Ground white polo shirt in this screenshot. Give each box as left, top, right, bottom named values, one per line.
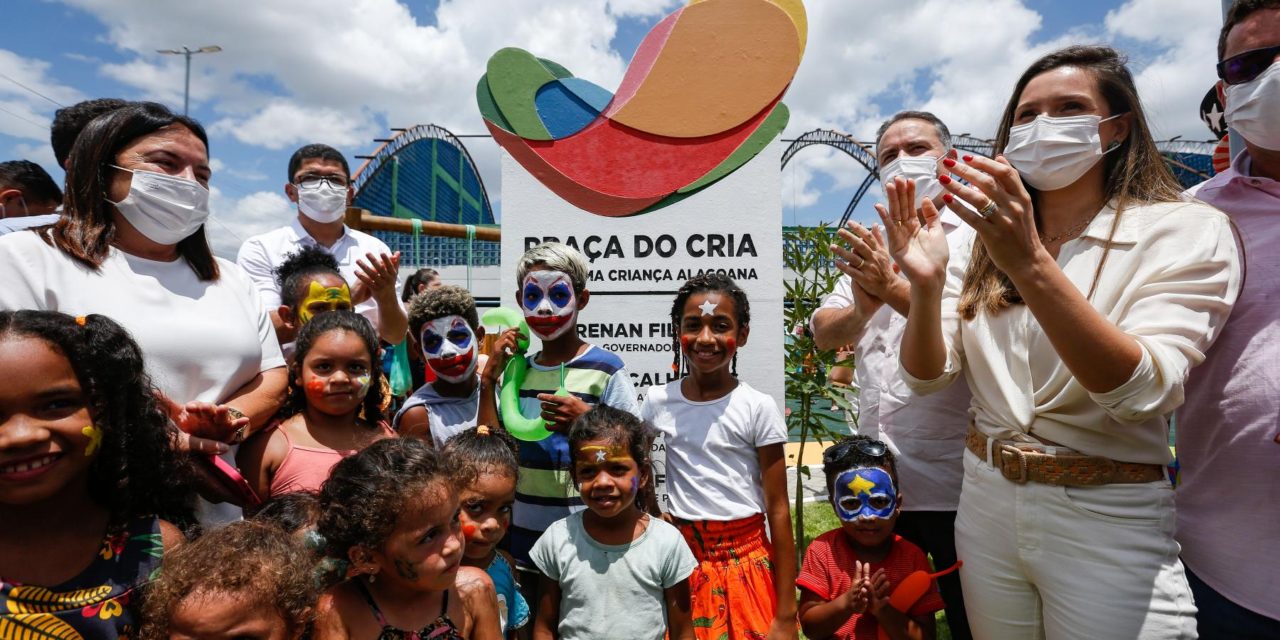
left=236, top=217, right=397, bottom=331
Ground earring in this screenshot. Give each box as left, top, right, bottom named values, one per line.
left=369, top=573, right=376, bottom=583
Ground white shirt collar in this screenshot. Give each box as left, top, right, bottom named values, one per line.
left=288, top=215, right=350, bottom=248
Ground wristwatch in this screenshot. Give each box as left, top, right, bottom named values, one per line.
left=225, top=406, right=249, bottom=444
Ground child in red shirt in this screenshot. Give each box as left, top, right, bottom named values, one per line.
left=798, top=436, right=943, bottom=639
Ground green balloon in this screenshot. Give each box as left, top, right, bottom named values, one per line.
left=481, top=308, right=552, bottom=442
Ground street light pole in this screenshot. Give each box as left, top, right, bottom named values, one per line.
left=156, top=45, right=222, bottom=115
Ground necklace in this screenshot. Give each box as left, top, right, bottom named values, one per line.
left=1039, top=212, right=1100, bottom=245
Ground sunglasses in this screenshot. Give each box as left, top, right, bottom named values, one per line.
left=830, top=438, right=889, bottom=459
left=1217, top=45, right=1280, bottom=85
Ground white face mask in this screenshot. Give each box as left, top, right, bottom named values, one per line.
left=1004, top=114, right=1121, bottom=191
left=107, top=166, right=210, bottom=244
left=296, top=181, right=348, bottom=223
left=879, top=154, right=944, bottom=208
left=1225, top=60, right=1280, bottom=152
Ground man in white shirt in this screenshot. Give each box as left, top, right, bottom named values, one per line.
left=237, top=143, right=407, bottom=345
left=811, top=111, right=972, bottom=640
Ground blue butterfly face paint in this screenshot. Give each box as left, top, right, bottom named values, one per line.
left=833, top=467, right=897, bottom=522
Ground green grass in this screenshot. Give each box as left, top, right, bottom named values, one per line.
left=796, top=501, right=952, bottom=640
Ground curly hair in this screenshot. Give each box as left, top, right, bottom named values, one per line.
left=274, top=246, right=343, bottom=310
left=138, top=521, right=317, bottom=640
left=567, top=405, right=655, bottom=506
left=442, top=425, right=519, bottom=481
left=821, top=435, right=899, bottom=496
left=284, top=311, right=385, bottom=424
left=407, top=285, right=480, bottom=341
left=317, top=438, right=471, bottom=560
left=668, top=272, right=751, bottom=377
left=0, top=311, right=198, bottom=531
left=252, top=491, right=322, bottom=535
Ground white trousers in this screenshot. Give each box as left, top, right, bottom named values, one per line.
left=955, top=449, right=1197, bottom=639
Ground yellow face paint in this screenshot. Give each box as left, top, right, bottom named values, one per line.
left=577, top=444, right=630, bottom=465
left=847, top=473, right=877, bottom=497
left=82, top=424, right=103, bottom=457
left=297, top=281, right=352, bottom=325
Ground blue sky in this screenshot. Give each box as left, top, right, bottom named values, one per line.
left=1, top=0, right=1223, bottom=255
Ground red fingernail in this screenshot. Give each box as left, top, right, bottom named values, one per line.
left=939, top=174, right=952, bottom=185
left=943, top=194, right=954, bottom=203
left=943, top=158, right=956, bottom=168
left=963, top=155, right=973, bottom=162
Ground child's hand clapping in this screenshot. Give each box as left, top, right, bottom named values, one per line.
left=862, top=564, right=892, bottom=617
left=838, top=561, right=873, bottom=615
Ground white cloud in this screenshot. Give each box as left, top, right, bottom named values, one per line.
left=206, top=187, right=294, bottom=258
left=10, top=142, right=60, bottom=180
left=606, top=0, right=681, bottom=18
left=1106, top=0, right=1221, bottom=141
left=0, top=49, right=83, bottom=142
left=211, top=102, right=382, bottom=151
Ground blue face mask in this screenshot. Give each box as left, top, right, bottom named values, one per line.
left=833, top=467, right=897, bottom=522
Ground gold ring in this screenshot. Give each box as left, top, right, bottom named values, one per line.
left=978, top=200, right=998, bottom=218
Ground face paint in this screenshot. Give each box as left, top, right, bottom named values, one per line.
left=833, top=466, right=897, bottom=522
left=419, top=315, right=477, bottom=383
left=576, top=444, right=630, bottom=466
left=81, top=424, right=102, bottom=457
left=521, top=271, right=577, bottom=340
left=462, top=523, right=478, bottom=539
left=297, top=281, right=352, bottom=325
left=306, top=379, right=326, bottom=394
left=697, top=296, right=720, bottom=316
left=353, top=374, right=371, bottom=398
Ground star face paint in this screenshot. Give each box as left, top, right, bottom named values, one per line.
left=419, top=315, right=477, bottom=383
left=698, top=296, right=720, bottom=316
left=574, top=440, right=641, bottom=520
left=297, top=281, right=352, bottom=325
left=521, top=270, right=577, bottom=340
left=81, top=425, right=103, bottom=457
left=833, top=466, right=897, bottom=522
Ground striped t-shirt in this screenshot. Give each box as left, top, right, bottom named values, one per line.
left=509, top=345, right=639, bottom=569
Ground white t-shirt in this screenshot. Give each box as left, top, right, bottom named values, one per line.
left=236, top=217, right=399, bottom=332
left=530, top=512, right=697, bottom=640
left=0, top=230, right=285, bottom=403
left=639, top=381, right=788, bottom=521
left=392, top=380, right=481, bottom=447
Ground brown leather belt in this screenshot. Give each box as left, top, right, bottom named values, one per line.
left=966, top=427, right=1165, bottom=487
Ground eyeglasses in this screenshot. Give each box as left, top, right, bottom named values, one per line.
left=1217, top=45, right=1280, bottom=85
left=295, top=174, right=348, bottom=189
left=829, top=438, right=889, bottom=459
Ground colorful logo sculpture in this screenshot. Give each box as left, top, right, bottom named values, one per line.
left=477, top=0, right=807, bottom=217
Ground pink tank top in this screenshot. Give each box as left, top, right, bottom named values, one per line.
left=268, top=422, right=391, bottom=498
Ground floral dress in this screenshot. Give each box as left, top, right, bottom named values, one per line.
left=0, top=517, right=163, bottom=640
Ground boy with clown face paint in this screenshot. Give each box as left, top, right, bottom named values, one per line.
left=394, top=285, right=487, bottom=447
left=477, top=242, right=641, bottom=623
left=797, top=436, right=944, bottom=640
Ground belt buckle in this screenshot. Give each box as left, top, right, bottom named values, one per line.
left=998, top=444, right=1030, bottom=484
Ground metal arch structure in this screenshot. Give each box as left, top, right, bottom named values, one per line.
left=351, top=124, right=498, bottom=267
left=781, top=129, right=995, bottom=228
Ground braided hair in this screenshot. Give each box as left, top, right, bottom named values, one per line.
left=668, top=273, right=751, bottom=377
left=0, top=311, right=198, bottom=531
